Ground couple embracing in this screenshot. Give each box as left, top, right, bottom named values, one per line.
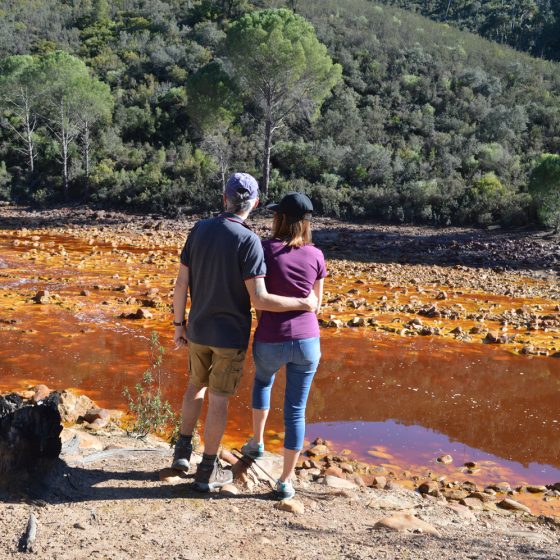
left=171, top=172, right=326, bottom=500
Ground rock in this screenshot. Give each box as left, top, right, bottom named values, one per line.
left=418, top=480, right=440, bottom=496
left=497, top=499, right=531, bottom=514
left=81, top=408, right=110, bottom=424
left=324, top=466, right=345, bottom=478
left=437, top=454, right=453, bottom=464
left=58, top=390, right=95, bottom=424
left=339, top=462, right=354, bottom=474
left=468, top=492, right=494, bottom=503
left=159, top=468, right=188, bottom=482
left=460, top=497, right=485, bottom=510
left=445, top=503, right=476, bottom=521
left=274, top=499, right=304, bottom=514
left=134, top=308, right=153, bottom=320
left=347, top=316, right=365, bottom=327
left=72, top=430, right=105, bottom=451
left=32, top=290, right=50, bottom=304
left=371, top=476, right=387, bottom=489
left=32, top=384, right=51, bottom=403
left=220, top=484, right=239, bottom=496
left=324, top=475, right=357, bottom=489
left=443, top=489, right=469, bottom=501
left=525, top=485, right=547, bottom=493
left=307, top=444, right=329, bottom=457
left=373, top=513, right=440, bottom=536
left=350, top=474, right=366, bottom=487
left=487, top=482, right=511, bottom=493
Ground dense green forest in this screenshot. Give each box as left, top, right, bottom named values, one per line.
left=0, top=0, right=559, bottom=227
left=378, top=0, right=560, bottom=61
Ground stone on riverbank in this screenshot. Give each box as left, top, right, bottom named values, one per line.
left=373, top=513, right=440, bottom=536
left=497, top=499, right=531, bottom=514
left=324, top=475, right=357, bottom=489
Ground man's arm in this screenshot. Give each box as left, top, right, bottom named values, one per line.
left=245, top=277, right=317, bottom=312
left=173, top=263, right=189, bottom=347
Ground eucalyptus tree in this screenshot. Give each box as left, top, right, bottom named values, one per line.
left=225, top=8, right=341, bottom=197
left=0, top=55, right=42, bottom=174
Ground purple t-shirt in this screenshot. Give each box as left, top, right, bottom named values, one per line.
left=254, top=239, right=327, bottom=343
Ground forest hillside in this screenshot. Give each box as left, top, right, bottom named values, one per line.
left=1, top=0, right=559, bottom=227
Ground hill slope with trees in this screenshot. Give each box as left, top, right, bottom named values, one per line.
left=376, top=0, right=560, bottom=61
left=0, top=0, right=559, bottom=227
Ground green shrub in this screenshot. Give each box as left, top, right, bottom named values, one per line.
left=123, top=332, right=177, bottom=439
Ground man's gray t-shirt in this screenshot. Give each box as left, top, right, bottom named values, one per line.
left=180, top=213, right=266, bottom=349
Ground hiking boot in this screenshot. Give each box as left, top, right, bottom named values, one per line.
left=241, top=438, right=264, bottom=459
left=194, top=459, right=233, bottom=491
left=171, top=435, right=192, bottom=471
left=273, top=479, right=295, bottom=500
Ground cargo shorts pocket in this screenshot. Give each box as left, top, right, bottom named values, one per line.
left=208, top=348, right=247, bottom=397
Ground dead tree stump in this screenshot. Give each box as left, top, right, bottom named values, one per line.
left=0, top=393, right=62, bottom=489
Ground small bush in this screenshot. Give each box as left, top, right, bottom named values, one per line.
left=123, top=332, right=176, bottom=439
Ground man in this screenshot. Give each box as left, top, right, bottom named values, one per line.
left=172, top=172, right=317, bottom=491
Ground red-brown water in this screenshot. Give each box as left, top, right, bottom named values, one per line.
left=1, top=229, right=559, bottom=503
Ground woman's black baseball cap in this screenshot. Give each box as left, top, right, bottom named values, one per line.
left=267, top=192, right=313, bottom=222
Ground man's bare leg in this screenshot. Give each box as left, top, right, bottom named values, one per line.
left=180, top=382, right=206, bottom=436
left=203, top=392, right=229, bottom=455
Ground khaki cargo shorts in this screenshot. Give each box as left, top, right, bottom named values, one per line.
left=187, top=340, right=247, bottom=397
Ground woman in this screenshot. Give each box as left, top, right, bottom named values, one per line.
left=242, top=192, right=326, bottom=500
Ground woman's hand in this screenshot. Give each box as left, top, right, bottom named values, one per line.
left=173, top=325, right=188, bottom=349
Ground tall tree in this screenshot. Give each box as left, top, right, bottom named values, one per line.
left=38, top=51, right=112, bottom=198
left=225, top=8, right=341, bottom=198
left=0, top=55, right=42, bottom=174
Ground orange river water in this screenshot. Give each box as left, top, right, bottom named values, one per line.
left=0, top=228, right=559, bottom=516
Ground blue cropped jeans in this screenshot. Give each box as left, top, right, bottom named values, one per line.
left=251, top=337, right=321, bottom=451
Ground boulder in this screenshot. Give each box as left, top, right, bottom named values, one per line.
left=58, top=390, right=95, bottom=424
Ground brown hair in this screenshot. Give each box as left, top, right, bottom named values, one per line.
left=272, top=213, right=312, bottom=247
